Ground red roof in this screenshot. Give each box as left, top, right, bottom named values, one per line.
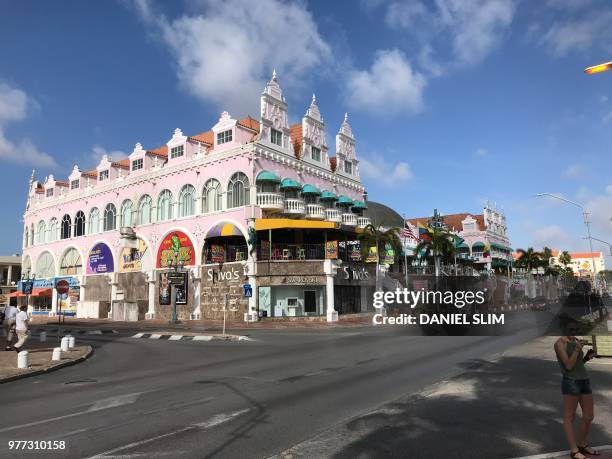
left=112, top=159, right=130, bottom=169
left=189, top=131, right=213, bottom=146
left=238, top=117, right=260, bottom=132
left=147, top=146, right=168, bottom=157
left=82, top=170, right=98, bottom=178
left=408, top=213, right=485, bottom=232
left=290, top=124, right=302, bottom=156
left=55, top=180, right=69, bottom=187
left=570, top=252, right=602, bottom=259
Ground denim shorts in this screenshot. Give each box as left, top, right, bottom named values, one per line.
left=562, top=377, right=592, bottom=395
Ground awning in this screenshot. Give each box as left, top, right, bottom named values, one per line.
left=351, top=200, right=367, bottom=209
left=472, top=242, right=485, bottom=249
left=337, top=195, right=354, bottom=205
left=255, top=218, right=337, bottom=231
left=302, top=184, right=321, bottom=195
left=280, top=178, right=302, bottom=189
left=491, top=242, right=510, bottom=251
left=8, top=288, right=53, bottom=297
left=207, top=222, right=243, bottom=238
left=320, top=191, right=338, bottom=201
left=256, top=170, right=280, bottom=183
left=456, top=242, right=469, bottom=249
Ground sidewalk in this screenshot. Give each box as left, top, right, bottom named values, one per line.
left=512, top=445, right=612, bottom=458
left=0, top=341, right=92, bottom=383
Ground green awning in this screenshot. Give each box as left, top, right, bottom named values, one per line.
left=337, top=195, right=354, bottom=205
left=302, top=184, right=321, bottom=195
left=351, top=200, right=367, bottom=209
left=320, top=191, right=338, bottom=200
left=256, top=170, right=280, bottom=183
left=491, top=242, right=510, bottom=251
left=280, top=178, right=302, bottom=189
left=472, top=242, right=485, bottom=249
left=456, top=242, right=469, bottom=249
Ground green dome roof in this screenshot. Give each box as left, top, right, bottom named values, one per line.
left=351, top=200, right=367, bottom=209
left=337, top=195, right=354, bottom=205
left=280, top=178, right=302, bottom=189
left=320, top=191, right=338, bottom=200
left=302, top=184, right=321, bottom=195
left=256, top=171, right=280, bottom=182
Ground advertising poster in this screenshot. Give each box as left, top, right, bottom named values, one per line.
left=158, top=272, right=171, bottom=305
left=87, top=242, right=114, bottom=274
left=325, top=240, right=338, bottom=259
left=120, top=238, right=148, bottom=273
left=211, top=244, right=225, bottom=263
left=175, top=274, right=188, bottom=305
left=382, top=244, right=395, bottom=265
left=365, top=246, right=378, bottom=263
left=157, top=231, right=196, bottom=268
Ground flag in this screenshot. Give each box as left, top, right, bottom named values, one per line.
left=483, top=242, right=491, bottom=257
left=453, top=235, right=465, bottom=248
left=417, top=222, right=432, bottom=241
left=401, top=221, right=418, bottom=240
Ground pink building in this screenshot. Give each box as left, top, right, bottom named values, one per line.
left=20, top=72, right=374, bottom=322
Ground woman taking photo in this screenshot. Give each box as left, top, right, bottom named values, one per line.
left=554, top=320, right=599, bottom=459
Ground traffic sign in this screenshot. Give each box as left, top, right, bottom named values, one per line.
left=243, top=283, right=252, bottom=298
left=56, top=279, right=70, bottom=295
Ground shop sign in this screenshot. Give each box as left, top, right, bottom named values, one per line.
left=285, top=276, right=319, bottom=284
left=156, top=231, right=195, bottom=268
left=120, top=238, right=148, bottom=272
left=342, top=266, right=370, bottom=281
left=206, top=265, right=245, bottom=282
left=87, top=243, right=114, bottom=274
left=210, top=244, right=225, bottom=263
left=325, top=241, right=338, bottom=259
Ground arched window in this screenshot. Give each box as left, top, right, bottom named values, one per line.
left=104, top=203, right=117, bottom=231
left=59, top=247, right=82, bottom=275
left=35, top=251, right=55, bottom=278
left=202, top=178, right=221, bottom=213
left=74, top=211, right=85, bottom=237
left=178, top=185, right=196, bottom=217
left=157, top=189, right=173, bottom=221
left=227, top=172, right=250, bottom=208
left=88, top=208, right=100, bottom=234
left=61, top=214, right=71, bottom=240
left=24, top=226, right=28, bottom=248
left=121, top=200, right=133, bottom=227
left=29, top=224, right=34, bottom=246
left=36, top=220, right=46, bottom=245
left=138, top=195, right=152, bottom=226
left=48, top=218, right=58, bottom=242
left=22, top=256, right=32, bottom=276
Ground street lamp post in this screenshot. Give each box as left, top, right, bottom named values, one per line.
left=167, top=251, right=184, bottom=324
left=535, top=193, right=599, bottom=291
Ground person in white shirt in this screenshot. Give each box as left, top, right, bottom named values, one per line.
left=3, top=304, right=18, bottom=351
left=13, top=305, right=30, bottom=352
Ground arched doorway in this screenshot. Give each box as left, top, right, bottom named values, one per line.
left=202, top=222, right=247, bottom=264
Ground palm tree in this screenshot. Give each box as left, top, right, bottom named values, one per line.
left=515, top=248, right=541, bottom=272
left=415, top=227, right=456, bottom=277
left=357, top=224, right=402, bottom=290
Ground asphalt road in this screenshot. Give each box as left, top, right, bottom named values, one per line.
left=0, top=313, right=555, bottom=459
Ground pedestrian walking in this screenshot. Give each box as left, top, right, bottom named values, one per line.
left=554, top=320, right=600, bottom=459
left=13, top=305, right=30, bottom=353
left=3, top=303, right=18, bottom=350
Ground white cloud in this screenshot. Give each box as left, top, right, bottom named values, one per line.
left=385, top=2, right=428, bottom=30
left=133, top=0, right=331, bottom=115
left=359, top=152, right=413, bottom=186
left=474, top=147, right=489, bottom=157
left=562, top=164, right=583, bottom=179
left=345, top=49, right=426, bottom=115
left=0, top=83, right=57, bottom=169
left=88, top=145, right=127, bottom=166
left=585, top=187, right=612, bottom=244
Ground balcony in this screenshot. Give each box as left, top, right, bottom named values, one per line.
left=342, top=213, right=357, bottom=226
left=325, top=208, right=341, bottom=223
left=305, top=203, right=325, bottom=220
left=257, top=192, right=284, bottom=212
left=357, top=216, right=371, bottom=228
left=284, top=198, right=306, bottom=215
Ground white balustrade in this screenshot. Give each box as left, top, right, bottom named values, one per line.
left=256, top=192, right=284, bottom=211
left=284, top=198, right=306, bottom=215
left=325, top=209, right=341, bottom=222
left=305, top=204, right=325, bottom=220
left=342, top=213, right=358, bottom=226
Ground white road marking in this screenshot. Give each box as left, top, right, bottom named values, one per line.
left=168, top=335, right=183, bottom=340
left=86, top=330, right=103, bottom=335
left=132, top=333, right=144, bottom=338
left=85, top=408, right=251, bottom=458
left=192, top=335, right=212, bottom=341
left=0, top=392, right=146, bottom=433
left=149, top=334, right=162, bottom=339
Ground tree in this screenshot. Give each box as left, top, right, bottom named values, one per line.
left=357, top=224, right=402, bottom=290
left=515, top=248, right=541, bottom=272
left=415, top=227, right=456, bottom=277
left=558, top=251, right=572, bottom=267
left=539, top=246, right=553, bottom=268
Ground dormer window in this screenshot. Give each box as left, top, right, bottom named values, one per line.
left=132, top=158, right=143, bottom=171
left=217, top=129, right=232, bottom=145
left=70, top=179, right=79, bottom=190
left=99, top=170, right=109, bottom=181
left=271, top=128, right=282, bottom=146
left=170, top=145, right=184, bottom=159
left=46, top=188, right=54, bottom=197
left=312, top=147, right=321, bottom=162
left=344, top=161, right=352, bottom=174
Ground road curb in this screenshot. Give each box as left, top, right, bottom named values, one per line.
left=0, top=345, right=94, bottom=384
left=131, top=333, right=251, bottom=342
left=510, top=444, right=612, bottom=459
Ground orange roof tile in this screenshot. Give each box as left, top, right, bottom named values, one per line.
left=189, top=131, right=213, bottom=145
left=290, top=124, right=302, bottom=157
left=238, top=117, right=260, bottom=132
left=329, top=156, right=337, bottom=172
left=112, top=159, right=130, bottom=169
left=55, top=180, right=69, bottom=187
left=82, top=170, right=98, bottom=178
left=147, top=145, right=168, bottom=157
left=570, top=252, right=602, bottom=259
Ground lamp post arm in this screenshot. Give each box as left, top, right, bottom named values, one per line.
left=535, top=193, right=583, bottom=209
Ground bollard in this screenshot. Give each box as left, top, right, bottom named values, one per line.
left=17, top=350, right=28, bottom=369
left=60, top=336, right=69, bottom=352
left=68, top=336, right=75, bottom=349
left=40, top=331, right=47, bottom=342
left=52, top=347, right=62, bottom=361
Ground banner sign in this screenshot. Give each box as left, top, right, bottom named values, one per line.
left=382, top=244, right=395, bottom=265
left=210, top=244, right=225, bottom=263
left=120, top=238, right=148, bottom=273
left=156, top=231, right=195, bottom=268
left=365, top=246, right=378, bottom=263
left=325, top=240, right=338, bottom=259
left=87, top=243, right=114, bottom=274
left=158, top=272, right=171, bottom=305
left=21, top=281, right=33, bottom=295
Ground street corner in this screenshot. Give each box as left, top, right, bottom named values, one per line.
left=130, top=331, right=252, bottom=342
left=0, top=341, right=94, bottom=383
left=511, top=445, right=612, bottom=459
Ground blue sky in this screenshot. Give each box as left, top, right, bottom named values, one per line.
left=0, top=0, right=611, bottom=266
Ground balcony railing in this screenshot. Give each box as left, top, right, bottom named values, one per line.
left=284, top=198, right=306, bottom=215
left=305, top=203, right=325, bottom=220
left=325, top=208, right=341, bottom=222
left=342, top=213, right=358, bottom=226
left=258, top=242, right=364, bottom=262
left=357, top=216, right=371, bottom=228
left=257, top=192, right=284, bottom=211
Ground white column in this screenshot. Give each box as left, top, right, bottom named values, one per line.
left=190, top=267, right=201, bottom=320
left=108, top=273, right=118, bottom=319
left=145, top=270, right=156, bottom=319
left=324, top=259, right=338, bottom=322
left=50, top=289, right=58, bottom=317
left=245, top=259, right=257, bottom=321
